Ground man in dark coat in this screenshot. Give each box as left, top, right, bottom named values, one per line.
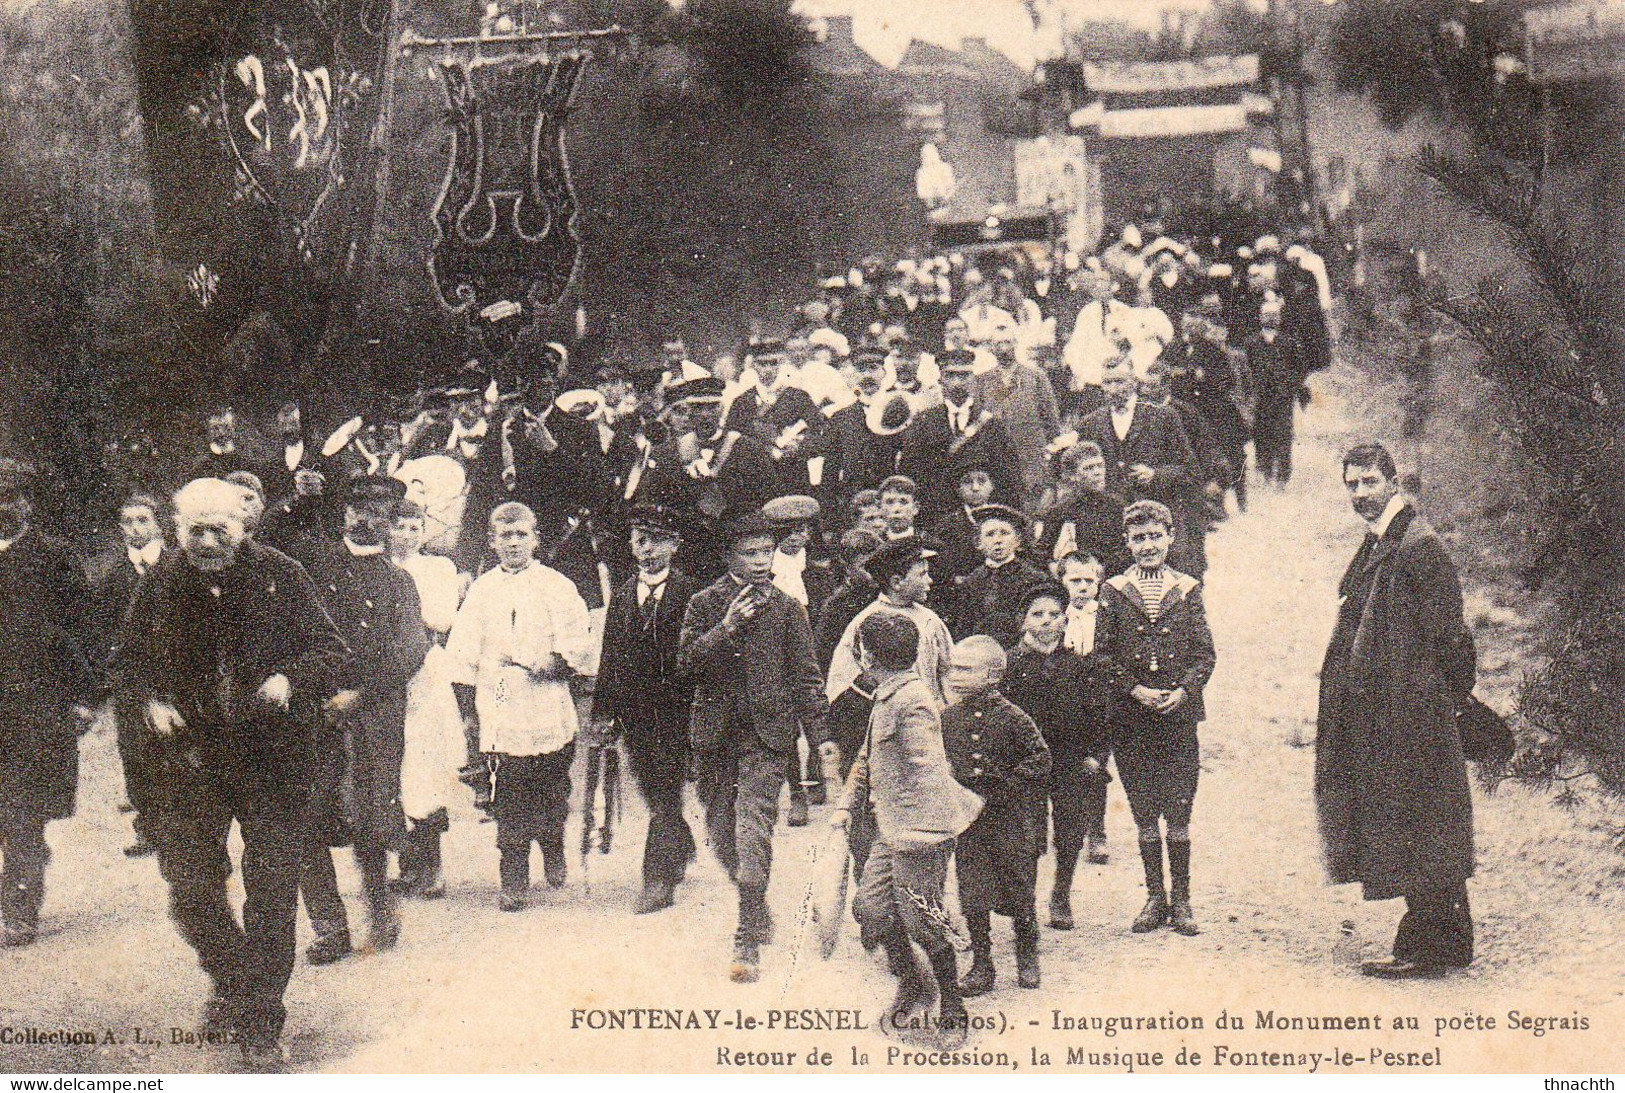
left=86, top=491, right=168, bottom=858
left=1077, top=361, right=1204, bottom=576
left=592, top=505, right=698, bottom=915
left=899, top=350, right=1024, bottom=519
left=257, top=402, right=334, bottom=559
left=0, top=461, right=95, bottom=948
left=820, top=350, right=904, bottom=504
left=299, top=477, right=428, bottom=965
left=679, top=513, right=826, bottom=983
left=1317, top=444, right=1478, bottom=979
left=724, top=339, right=830, bottom=495
left=1247, top=299, right=1308, bottom=485
left=188, top=406, right=262, bottom=483
left=658, top=377, right=780, bottom=583
left=498, top=366, right=614, bottom=607
left=115, top=477, right=348, bottom=1062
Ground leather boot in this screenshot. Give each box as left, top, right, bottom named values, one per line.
left=1014, top=917, right=1041, bottom=988
left=1167, top=839, right=1199, bottom=935
left=730, top=889, right=763, bottom=984
left=927, top=947, right=969, bottom=1049
left=1049, top=848, right=1079, bottom=930
left=806, top=749, right=827, bottom=805
left=879, top=927, right=929, bottom=1026
left=305, top=929, right=352, bottom=965
left=959, top=910, right=995, bottom=996
left=1134, top=836, right=1168, bottom=932
left=419, top=834, right=445, bottom=900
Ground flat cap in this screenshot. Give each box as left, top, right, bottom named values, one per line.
left=627, top=503, right=682, bottom=538
left=864, top=538, right=937, bottom=589
left=762, top=494, right=821, bottom=524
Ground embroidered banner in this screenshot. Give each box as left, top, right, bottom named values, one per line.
left=130, top=0, right=390, bottom=311
left=427, top=52, right=588, bottom=325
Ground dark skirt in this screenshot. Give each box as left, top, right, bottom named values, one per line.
left=954, top=796, right=1039, bottom=918
left=492, top=744, right=576, bottom=849
left=1045, top=757, right=1110, bottom=853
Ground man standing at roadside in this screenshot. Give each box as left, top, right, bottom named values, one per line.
left=1316, top=443, right=1479, bottom=979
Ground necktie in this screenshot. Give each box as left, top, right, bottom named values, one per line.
left=639, top=582, right=663, bottom=626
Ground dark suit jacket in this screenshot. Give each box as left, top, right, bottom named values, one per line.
left=114, top=541, right=350, bottom=810
left=951, top=558, right=1049, bottom=646
left=86, top=543, right=164, bottom=676
left=500, top=411, right=613, bottom=604
left=678, top=576, right=826, bottom=755
left=593, top=569, right=699, bottom=740
left=898, top=402, right=1024, bottom=517
left=1033, top=489, right=1131, bottom=576
left=822, top=403, right=902, bottom=502
left=1076, top=401, right=1199, bottom=512
left=305, top=544, right=427, bottom=846
left=257, top=439, right=335, bottom=556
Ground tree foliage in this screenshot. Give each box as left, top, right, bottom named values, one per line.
left=1327, top=0, right=1625, bottom=805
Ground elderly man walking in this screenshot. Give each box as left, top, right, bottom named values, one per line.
left=1316, top=444, right=1479, bottom=979
left=115, top=478, right=348, bottom=1063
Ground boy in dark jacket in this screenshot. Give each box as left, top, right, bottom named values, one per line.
left=1094, top=500, right=1216, bottom=937
left=951, top=505, right=1047, bottom=645
left=821, top=671, right=877, bottom=878
left=1003, top=575, right=1116, bottom=931
left=592, top=504, right=698, bottom=915
left=941, top=635, right=1051, bottom=994
left=679, top=513, right=826, bottom=983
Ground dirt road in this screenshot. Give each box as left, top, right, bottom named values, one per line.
left=4, top=362, right=1623, bottom=1074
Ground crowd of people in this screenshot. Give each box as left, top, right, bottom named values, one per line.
left=0, top=214, right=1346, bottom=1064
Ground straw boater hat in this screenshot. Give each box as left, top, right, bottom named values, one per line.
left=865, top=389, right=915, bottom=437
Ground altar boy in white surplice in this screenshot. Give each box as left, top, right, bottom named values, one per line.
left=444, top=501, right=594, bottom=911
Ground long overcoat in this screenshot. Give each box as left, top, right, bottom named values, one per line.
left=1315, top=506, right=1477, bottom=901
left=306, top=545, right=429, bottom=850
left=0, top=531, right=94, bottom=820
